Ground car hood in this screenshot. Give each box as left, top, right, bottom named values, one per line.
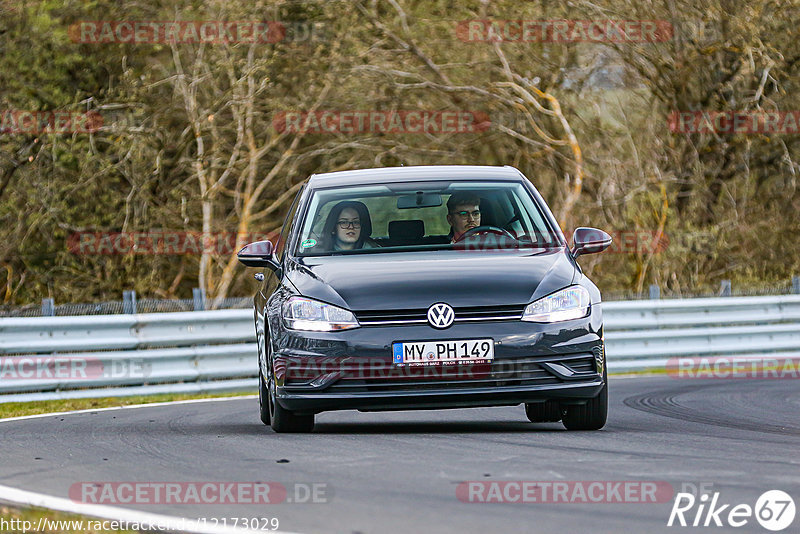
left=286, top=248, right=576, bottom=311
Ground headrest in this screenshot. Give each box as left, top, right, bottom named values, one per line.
left=388, top=220, right=425, bottom=244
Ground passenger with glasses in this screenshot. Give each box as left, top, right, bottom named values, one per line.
left=446, top=192, right=482, bottom=243
left=318, top=200, right=377, bottom=251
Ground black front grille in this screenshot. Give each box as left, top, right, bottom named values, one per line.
left=282, top=354, right=599, bottom=394
left=563, top=356, right=597, bottom=374
left=354, top=304, right=526, bottom=326
left=325, top=358, right=559, bottom=392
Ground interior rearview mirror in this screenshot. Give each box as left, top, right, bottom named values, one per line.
left=397, top=192, right=443, bottom=209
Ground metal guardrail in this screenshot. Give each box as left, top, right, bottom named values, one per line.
left=603, top=295, right=800, bottom=372
left=0, top=309, right=254, bottom=354
left=1, top=295, right=798, bottom=402
left=0, top=309, right=257, bottom=402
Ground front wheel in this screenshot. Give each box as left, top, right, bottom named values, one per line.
left=561, top=382, right=608, bottom=430
left=268, top=371, right=314, bottom=433
left=525, top=401, right=562, bottom=423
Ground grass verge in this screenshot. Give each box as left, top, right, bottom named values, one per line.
left=0, top=391, right=256, bottom=420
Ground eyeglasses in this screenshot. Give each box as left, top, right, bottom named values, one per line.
left=337, top=219, right=361, bottom=229
left=451, top=210, right=481, bottom=219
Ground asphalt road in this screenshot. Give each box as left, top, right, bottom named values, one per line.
left=1, top=376, right=798, bottom=534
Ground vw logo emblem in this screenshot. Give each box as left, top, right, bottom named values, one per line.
left=427, top=303, right=455, bottom=329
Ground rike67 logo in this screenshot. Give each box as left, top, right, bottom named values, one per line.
left=668, top=490, right=795, bottom=531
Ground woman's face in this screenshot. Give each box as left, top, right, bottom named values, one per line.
left=334, top=207, right=361, bottom=249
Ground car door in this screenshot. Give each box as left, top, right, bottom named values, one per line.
left=256, top=187, right=305, bottom=365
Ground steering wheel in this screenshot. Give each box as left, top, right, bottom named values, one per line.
left=501, top=214, right=520, bottom=230
left=454, top=225, right=517, bottom=243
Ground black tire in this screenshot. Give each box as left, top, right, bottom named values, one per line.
left=267, top=365, right=314, bottom=433
left=525, top=401, right=562, bottom=422
left=261, top=328, right=314, bottom=433
left=268, top=379, right=314, bottom=433
left=561, top=381, right=608, bottom=430
left=258, top=369, right=271, bottom=426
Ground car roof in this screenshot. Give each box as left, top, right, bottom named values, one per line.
left=306, top=165, right=526, bottom=188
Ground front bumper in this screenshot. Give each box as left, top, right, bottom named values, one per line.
left=268, top=304, right=605, bottom=414
left=277, top=380, right=604, bottom=413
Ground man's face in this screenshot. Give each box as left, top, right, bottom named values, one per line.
left=447, top=203, right=481, bottom=238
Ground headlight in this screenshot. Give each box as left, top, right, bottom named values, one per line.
left=283, top=296, right=360, bottom=331
left=522, top=286, right=590, bottom=323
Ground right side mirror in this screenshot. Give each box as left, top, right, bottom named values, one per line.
left=571, top=227, right=612, bottom=258
left=237, top=240, right=280, bottom=272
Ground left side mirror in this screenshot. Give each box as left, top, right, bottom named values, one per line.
left=571, top=227, right=612, bottom=258
left=237, top=240, right=280, bottom=272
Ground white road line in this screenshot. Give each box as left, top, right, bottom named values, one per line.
left=0, top=395, right=257, bottom=423
left=0, top=395, right=304, bottom=534
left=0, top=379, right=651, bottom=533
left=0, top=483, right=300, bottom=534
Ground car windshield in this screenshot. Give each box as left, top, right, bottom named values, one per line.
left=295, top=181, right=560, bottom=256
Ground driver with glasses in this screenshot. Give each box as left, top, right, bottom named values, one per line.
left=446, top=192, right=482, bottom=243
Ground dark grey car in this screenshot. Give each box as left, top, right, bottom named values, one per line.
left=238, top=165, right=612, bottom=432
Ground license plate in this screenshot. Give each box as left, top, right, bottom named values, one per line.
left=392, top=339, right=494, bottom=366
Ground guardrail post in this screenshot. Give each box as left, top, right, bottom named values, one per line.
left=123, top=290, right=137, bottom=314
left=193, top=288, right=206, bottom=311
left=793, top=275, right=800, bottom=294
left=41, top=298, right=55, bottom=317
left=648, top=284, right=660, bottom=299
left=720, top=280, right=732, bottom=297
